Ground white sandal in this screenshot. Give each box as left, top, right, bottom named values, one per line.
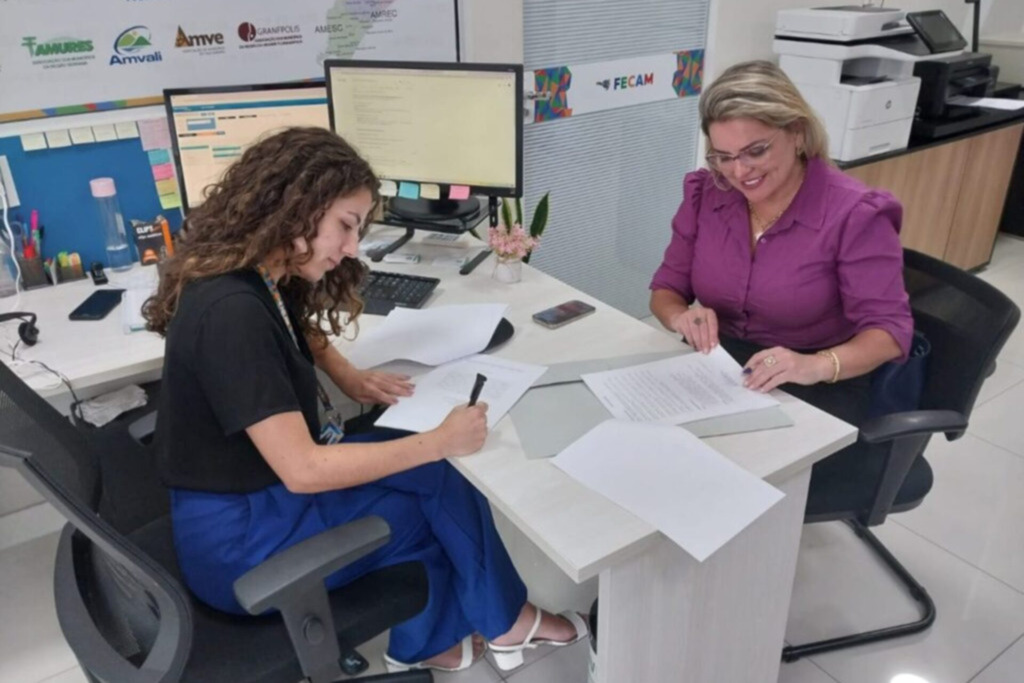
left=488, top=609, right=590, bottom=671
left=383, top=634, right=480, bottom=673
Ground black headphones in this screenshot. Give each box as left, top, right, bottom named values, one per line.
left=0, top=312, right=40, bottom=346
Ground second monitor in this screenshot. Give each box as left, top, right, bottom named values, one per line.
left=324, top=60, right=523, bottom=224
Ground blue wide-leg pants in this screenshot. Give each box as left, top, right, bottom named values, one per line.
left=170, top=452, right=527, bottom=663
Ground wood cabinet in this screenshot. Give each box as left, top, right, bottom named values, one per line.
left=845, top=122, right=1024, bottom=270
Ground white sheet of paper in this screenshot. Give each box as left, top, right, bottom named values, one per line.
left=375, top=354, right=547, bottom=432
left=552, top=419, right=784, bottom=561
left=346, top=304, right=508, bottom=369
left=948, top=96, right=1024, bottom=111
left=581, top=346, right=778, bottom=425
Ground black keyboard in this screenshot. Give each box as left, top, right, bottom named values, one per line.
left=359, top=270, right=440, bottom=316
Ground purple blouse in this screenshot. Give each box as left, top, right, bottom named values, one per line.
left=650, top=158, right=913, bottom=360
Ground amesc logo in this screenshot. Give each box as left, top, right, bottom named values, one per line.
left=110, top=25, right=163, bottom=65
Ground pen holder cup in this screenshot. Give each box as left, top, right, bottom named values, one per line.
left=58, top=263, right=86, bottom=284
left=16, top=257, right=49, bottom=289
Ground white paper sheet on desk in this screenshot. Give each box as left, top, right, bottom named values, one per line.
left=375, top=354, right=547, bottom=432
left=581, top=346, right=778, bottom=425
left=345, top=304, right=508, bottom=369
left=552, top=419, right=784, bottom=562
left=948, top=96, right=1024, bottom=111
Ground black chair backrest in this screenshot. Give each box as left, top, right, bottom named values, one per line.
left=904, top=249, right=1021, bottom=424
left=0, top=362, right=191, bottom=682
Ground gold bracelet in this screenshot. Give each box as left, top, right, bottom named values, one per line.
left=816, top=350, right=841, bottom=384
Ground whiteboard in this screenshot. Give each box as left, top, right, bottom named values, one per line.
left=0, top=0, right=458, bottom=123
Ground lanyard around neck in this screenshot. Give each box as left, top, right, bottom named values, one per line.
left=254, top=265, right=340, bottom=425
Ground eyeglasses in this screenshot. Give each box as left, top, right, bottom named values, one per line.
left=705, top=130, right=782, bottom=169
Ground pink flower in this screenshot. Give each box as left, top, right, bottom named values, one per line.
left=488, top=223, right=539, bottom=260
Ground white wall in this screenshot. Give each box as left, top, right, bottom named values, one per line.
left=459, top=0, right=523, bottom=62
left=706, top=0, right=975, bottom=82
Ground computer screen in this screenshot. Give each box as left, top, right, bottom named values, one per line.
left=164, top=82, right=329, bottom=210
left=324, top=61, right=522, bottom=198
left=907, top=10, right=967, bottom=54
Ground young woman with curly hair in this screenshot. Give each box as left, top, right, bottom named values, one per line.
left=145, top=127, right=585, bottom=674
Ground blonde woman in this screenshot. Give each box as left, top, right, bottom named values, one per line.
left=649, top=61, right=914, bottom=509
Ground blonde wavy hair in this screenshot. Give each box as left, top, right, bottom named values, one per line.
left=699, top=60, right=831, bottom=166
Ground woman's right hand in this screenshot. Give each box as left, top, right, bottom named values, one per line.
left=434, top=403, right=489, bottom=458
left=670, top=307, right=719, bottom=354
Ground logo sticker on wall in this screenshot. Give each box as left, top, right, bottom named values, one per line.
left=532, top=49, right=703, bottom=123
left=110, top=25, right=163, bottom=65
left=175, top=26, right=226, bottom=55
left=236, top=21, right=303, bottom=49
left=21, top=36, right=95, bottom=69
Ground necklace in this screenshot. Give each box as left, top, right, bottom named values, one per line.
left=748, top=202, right=787, bottom=243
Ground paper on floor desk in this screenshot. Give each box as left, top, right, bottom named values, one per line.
left=345, top=303, right=507, bottom=369
left=552, top=419, right=784, bottom=561
left=581, top=345, right=778, bottom=425
left=375, top=354, right=547, bottom=433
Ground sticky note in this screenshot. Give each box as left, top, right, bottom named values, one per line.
left=138, top=118, right=171, bottom=151
left=115, top=121, right=139, bottom=139
left=45, top=129, right=72, bottom=148
left=420, top=183, right=440, bottom=200
left=20, top=133, right=47, bottom=151
left=449, top=185, right=471, bottom=200
left=147, top=149, right=171, bottom=165
left=70, top=126, right=95, bottom=144
left=155, top=178, right=178, bottom=196
left=92, top=124, right=118, bottom=142
left=379, top=180, right=398, bottom=197
left=398, top=182, right=420, bottom=200
left=159, top=192, right=182, bottom=210
left=152, top=162, right=176, bottom=181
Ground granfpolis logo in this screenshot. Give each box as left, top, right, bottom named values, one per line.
left=21, top=36, right=95, bottom=69
left=110, top=25, right=163, bottom=65
left=236, top=21, right=302, bottom=48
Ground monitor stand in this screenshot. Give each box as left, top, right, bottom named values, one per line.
left=367, top=197, right=487, bottom=262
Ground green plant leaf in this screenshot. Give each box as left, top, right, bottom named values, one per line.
left=501, top=197, right=514, bottom=232
left=515, top=197, right=523, bottom=227
left=529, top=193, right=550, bottom=239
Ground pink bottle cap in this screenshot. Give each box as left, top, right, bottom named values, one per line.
left=90, top=178, right=117, bottom=198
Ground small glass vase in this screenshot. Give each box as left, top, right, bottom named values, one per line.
left=492, top=255, right=523, bottom=283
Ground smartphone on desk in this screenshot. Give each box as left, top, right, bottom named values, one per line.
left=69, top=289, right=125, bottom=321
left=532, top=300, right=596, bottom=329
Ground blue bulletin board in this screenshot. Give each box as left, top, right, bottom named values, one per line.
left=0, top=135, right=183, bottom=269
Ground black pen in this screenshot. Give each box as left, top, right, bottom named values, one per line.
left=468, top=373, right=487, bottom=406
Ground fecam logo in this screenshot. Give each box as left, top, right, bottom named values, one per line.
left=612, top=73, right=653, bottom=90
left=110, top=25, right=163, bottom=65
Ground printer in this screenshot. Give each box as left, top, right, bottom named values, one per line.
left=913, top=52, right=999, bottom=138
left=774, top=6, right=965, bottom=161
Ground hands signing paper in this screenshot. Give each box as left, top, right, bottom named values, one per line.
left=743, top=347, right=830, bottom=393
left=671, top=307, right=719, bottom=354
left=341, top=369, right=415, bottom=405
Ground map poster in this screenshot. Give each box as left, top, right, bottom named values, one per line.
left=0, top=0, right=458, bottom=123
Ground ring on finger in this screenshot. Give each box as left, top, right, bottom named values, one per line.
left=693, top=317, right=704, bottom=326
left=763, top=354, right=778, bottom=367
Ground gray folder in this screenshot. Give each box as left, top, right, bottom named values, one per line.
left=511, top=352, right=794, bottom=459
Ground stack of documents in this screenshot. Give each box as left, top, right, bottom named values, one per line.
left=346, top=303, right=508, bottom=369
left=553, top=419, right=784, bottom=561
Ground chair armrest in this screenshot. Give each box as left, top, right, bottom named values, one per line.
left=127, top=410, right=157, bottom=445
left=233, top=515, right=390, bottom=615
left=859, top=410, right=968, bottom=444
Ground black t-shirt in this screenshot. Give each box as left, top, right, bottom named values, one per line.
left=155, top=270, right=321, bottom=493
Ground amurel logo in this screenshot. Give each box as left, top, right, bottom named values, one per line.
left=110, top=25, right=162, bottom=65
left=612, top=73, right=654, bottom=90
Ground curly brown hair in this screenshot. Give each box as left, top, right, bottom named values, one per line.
left=143, top=127, right=380, bottom=349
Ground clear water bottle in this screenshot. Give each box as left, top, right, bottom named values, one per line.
left=0, top=237, right=16, bottom=297
left=90, top=177, right=133, bottom=272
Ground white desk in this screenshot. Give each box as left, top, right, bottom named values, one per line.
left=3, top=232, right=856, bottom=682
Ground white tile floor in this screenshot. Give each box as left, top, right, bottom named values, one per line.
left=2, top=235, right=1024, bottom=683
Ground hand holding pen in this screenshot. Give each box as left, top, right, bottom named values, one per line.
left=434, top=373, right=489, bottom=458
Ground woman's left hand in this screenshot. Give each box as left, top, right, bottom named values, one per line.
left=339, top=369, right=415, bottom=405
left=743, top=347, right=831, bottom=393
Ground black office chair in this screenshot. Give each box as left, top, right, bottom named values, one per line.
left=783, top=248, right=1021, bottom=662
left=0, top=360, right=432, bottom=683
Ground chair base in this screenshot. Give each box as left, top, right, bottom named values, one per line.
left=782, top=519, right=936, bottom=663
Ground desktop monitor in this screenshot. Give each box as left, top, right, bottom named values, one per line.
left=324, top=60, right=523, bottom=223
left=164, top=81, right=329, bottom=211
